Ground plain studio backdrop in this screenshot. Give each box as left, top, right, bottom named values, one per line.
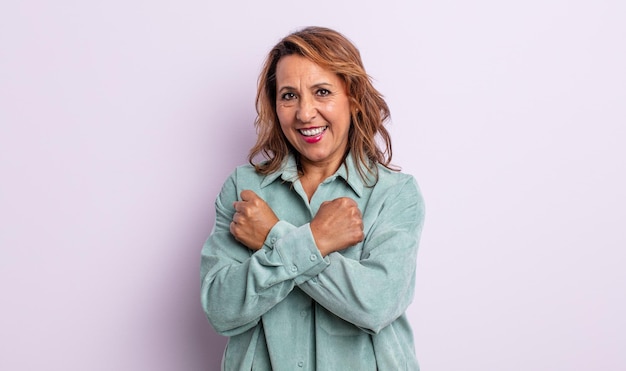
left=1, top=0, right=624, bottom=370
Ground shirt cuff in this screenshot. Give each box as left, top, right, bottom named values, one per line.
left=270, top=223, right=329, bottom=285
left=263, top=220, right=296, bottom=250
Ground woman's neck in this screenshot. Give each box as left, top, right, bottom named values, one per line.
left=298, top=157, right=344, bottom=201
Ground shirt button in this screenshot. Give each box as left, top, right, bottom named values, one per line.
left=311, top=277, right=317, bottom=284
left=300, top=310, right=307, bottom=317
left=291, top=265, right=298, bottom=272
left=298, top=361, right=304, bottom=367
left=270, top=237, right=277, bottom=244
left=309, top=254, right=317, bottom=261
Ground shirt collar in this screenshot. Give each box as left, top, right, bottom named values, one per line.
left=259, top=152, right=371, bottom=198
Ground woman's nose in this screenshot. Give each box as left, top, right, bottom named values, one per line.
left=296, top=96, right=317, bottom=123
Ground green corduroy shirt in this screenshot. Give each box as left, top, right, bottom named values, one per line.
left=201, top=153, right=425, bottom=370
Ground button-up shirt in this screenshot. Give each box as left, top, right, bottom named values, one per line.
left=201, top=153, right=425, bottom=370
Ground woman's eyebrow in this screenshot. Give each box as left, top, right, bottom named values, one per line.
left=278, top=82, right=333, bottom=92
left=311, top=82, right=333, bottom=89
left=277, top=85, right=296, bottom=93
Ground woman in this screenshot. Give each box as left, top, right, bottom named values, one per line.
left=201, top=27, right=425, bottom=370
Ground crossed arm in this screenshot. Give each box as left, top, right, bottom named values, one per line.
left=201, top=177, right=423, bottom=336
left=230, top=189, right=364, bottom=257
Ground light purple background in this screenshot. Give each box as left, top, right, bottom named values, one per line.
left=1, top=1, right=625, bottom=370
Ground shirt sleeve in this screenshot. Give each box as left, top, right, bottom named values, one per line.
left=297, top=176, right=425, bottom=334
left=200, top=170, right=328, bottom=336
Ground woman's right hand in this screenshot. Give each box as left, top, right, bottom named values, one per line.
left=310, top=197, right=364, bottom=257
left=230, top=190, right=279, bottom=251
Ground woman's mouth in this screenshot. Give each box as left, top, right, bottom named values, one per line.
left=298, top=126, right=327, bottom=143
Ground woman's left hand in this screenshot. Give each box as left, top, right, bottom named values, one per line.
left=230, top=190, right=279, bottom=250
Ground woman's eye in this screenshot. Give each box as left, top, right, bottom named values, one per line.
left=281, top=92, right=296, bottom=100
left=316, top=89, right=330, bottom=96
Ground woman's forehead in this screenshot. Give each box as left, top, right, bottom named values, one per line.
left=275, top=55, right=343, bottom=88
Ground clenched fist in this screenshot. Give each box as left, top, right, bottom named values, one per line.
left=310, top=197, right=364, bottom=257
left=230, top=190, right=279, bottom=250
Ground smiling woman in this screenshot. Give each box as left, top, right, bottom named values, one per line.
left=200, top=26, right=425, bottom=370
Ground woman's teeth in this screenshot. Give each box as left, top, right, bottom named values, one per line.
left=299, top=127, right=326, bottom=136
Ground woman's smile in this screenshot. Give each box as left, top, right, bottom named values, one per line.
left=299, top=126, right=328, bottom=143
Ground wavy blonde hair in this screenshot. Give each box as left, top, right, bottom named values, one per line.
left=249, top=26, right=395, bottom=183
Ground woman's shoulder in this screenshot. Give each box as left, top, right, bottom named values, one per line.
left=375, top=164, right=418, bottom=189
left=234, top=162, right=259, bottom=176
left=215, top=164, right=265, bottom=202
left=372, top=165, right=425, bottom=213
left=222, top=163, right=265, bottom=185
left=371, top=164, right=423, bottom=201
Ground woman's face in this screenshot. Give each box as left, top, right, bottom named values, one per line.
left=275, top=55, right=352, bottom=172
